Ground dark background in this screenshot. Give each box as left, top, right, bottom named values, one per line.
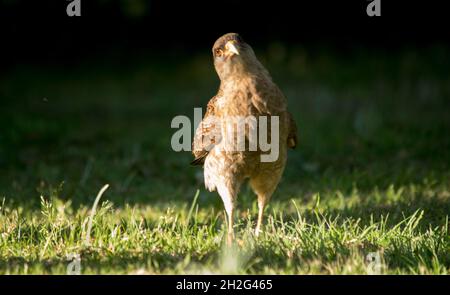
left=0, top=0, right=449, bottom=208
left=1, top=0, right=449, bottom=68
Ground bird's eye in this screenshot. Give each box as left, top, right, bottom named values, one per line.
left=215, top=49, right=223, bottom=57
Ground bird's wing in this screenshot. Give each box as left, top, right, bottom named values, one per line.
left=191, top=95, right=222, bottom=166
left=287, top=111, right=298, bottom=149
left=250, top=79, right=298, bottom=149
left=250, top=79, right=287, bottom=115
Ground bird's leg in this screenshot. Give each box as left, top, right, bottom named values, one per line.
left=226, top=207, right=234, bottom=246
left=255, top=197, right=266, bottom=237
left=218, top=184, right=236, bottom=246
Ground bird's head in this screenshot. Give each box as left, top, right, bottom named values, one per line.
left=212, top=33, right=263, bottom=81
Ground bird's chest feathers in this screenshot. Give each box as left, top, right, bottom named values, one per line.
left=217, top=79, right=263, bottom=116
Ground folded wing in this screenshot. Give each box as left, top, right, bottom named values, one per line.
left=191, top=95, right=222, bottom=165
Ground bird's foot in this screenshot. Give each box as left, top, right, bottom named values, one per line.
left=226, top=232, right=234, bottom=247
left=254, top=226, right=262, bottom=237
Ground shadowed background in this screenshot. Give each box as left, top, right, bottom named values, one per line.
left=1, top=0, right=449, bottom=215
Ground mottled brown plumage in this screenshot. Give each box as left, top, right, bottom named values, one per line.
left=192, top=33, right=297, bottom=243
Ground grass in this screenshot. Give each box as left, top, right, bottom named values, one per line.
left=0, top=45, right=449, bottom=274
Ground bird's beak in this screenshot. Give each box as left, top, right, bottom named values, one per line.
left=225, top=40, right=240, bottom=55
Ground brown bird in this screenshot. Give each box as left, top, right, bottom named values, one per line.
left=192, top=33, right=297, bottom=244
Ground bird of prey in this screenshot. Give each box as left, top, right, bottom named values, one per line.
left=191, top=33, right=297, bottom=244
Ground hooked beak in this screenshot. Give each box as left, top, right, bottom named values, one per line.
left=225, top=40, right=240, bottom=55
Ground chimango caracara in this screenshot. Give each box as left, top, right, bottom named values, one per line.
left=191, top=33, right=297, bottom=244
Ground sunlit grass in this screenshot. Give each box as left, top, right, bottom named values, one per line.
left=0, top=181, right=448, bottom=274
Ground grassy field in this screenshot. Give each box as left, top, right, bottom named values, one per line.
left=0, top=46, right=449, bottom=274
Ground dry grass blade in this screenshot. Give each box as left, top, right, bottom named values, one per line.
left=85, top=184, right=110, bottom=246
